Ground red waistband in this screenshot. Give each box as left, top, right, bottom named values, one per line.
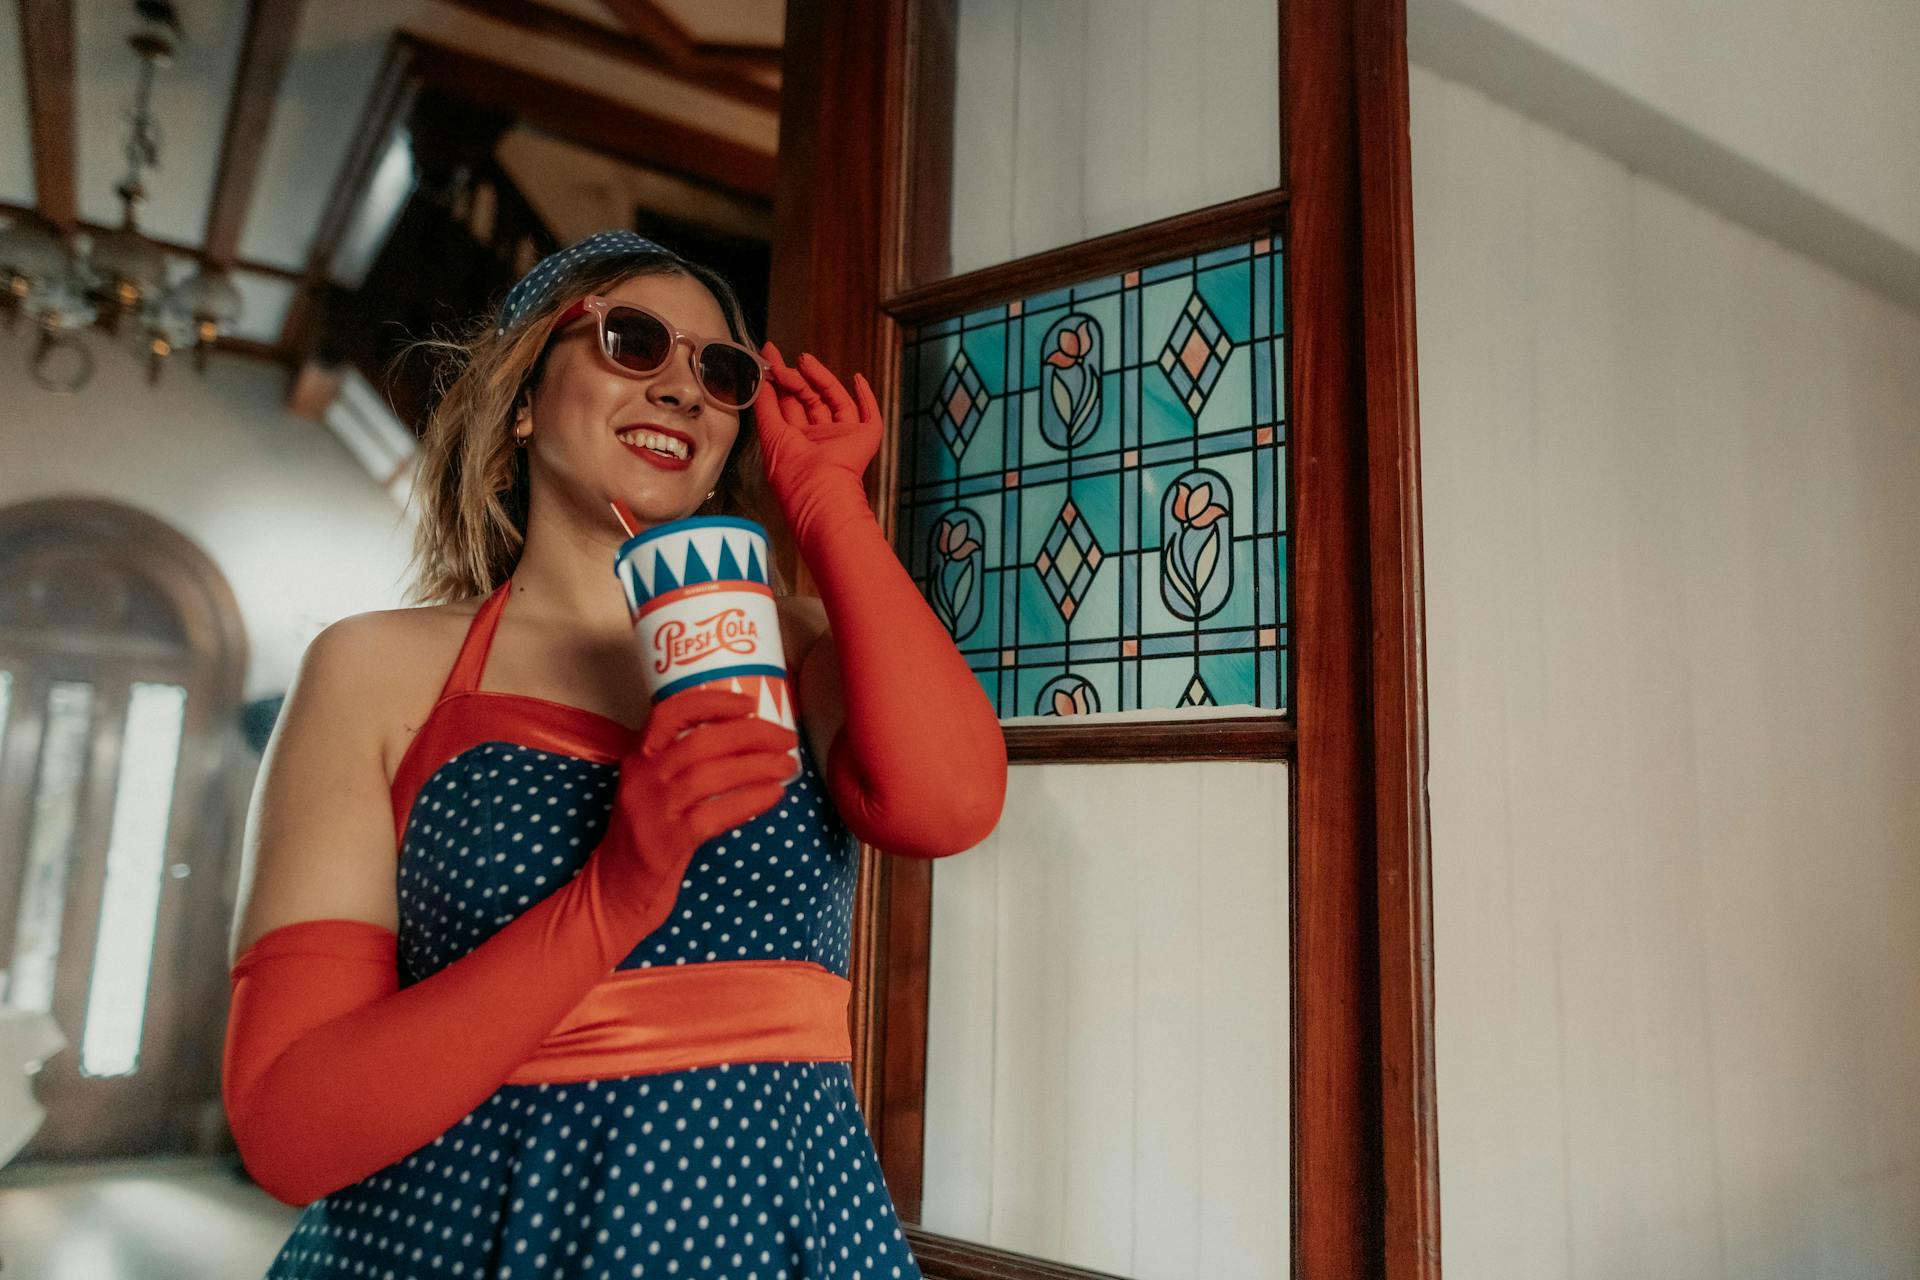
left=506, top=959, right=853, bottom=1085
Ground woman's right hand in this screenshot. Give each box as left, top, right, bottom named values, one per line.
left=594, top=687, right=798, bottom=934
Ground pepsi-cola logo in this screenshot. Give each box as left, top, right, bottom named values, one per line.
left=651, top=606, right=761, bottom=673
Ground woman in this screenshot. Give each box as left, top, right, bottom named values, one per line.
left=224, top=230, right=1007, bottom=1278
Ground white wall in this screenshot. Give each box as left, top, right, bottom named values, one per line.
left=1413, top=63, right=1920, bottom=1279
left=920, top=760, right=1290, bottom=1279
left=0, top=330, right=416, bottom=698
left=1425, top=0, right=1920, bottom=258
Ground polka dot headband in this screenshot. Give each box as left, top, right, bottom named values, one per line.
left=494, top=230, right=678, bottom=335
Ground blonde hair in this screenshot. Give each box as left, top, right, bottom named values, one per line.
left=407, top=253, right=784, bottom=604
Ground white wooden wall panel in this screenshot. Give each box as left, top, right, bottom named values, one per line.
left=920, top=761, right=1290, bottom=1279
left=946, top=0, right=1280, bottom=278
left=1413, top=64, right=1920, bottom=1280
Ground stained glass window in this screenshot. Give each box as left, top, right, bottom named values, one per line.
left=897, top=237, right=1288, bottom=719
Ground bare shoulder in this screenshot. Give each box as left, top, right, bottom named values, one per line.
left=290, top=601, right=479, bottom=776
left=230, top=599, right=480, bottom=961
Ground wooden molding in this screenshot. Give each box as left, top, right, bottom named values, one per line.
left=430, top=0, right=780, bottom=112
left=202, top=0, right=307, bottom=266
left=1356, top=0, right=1443, bottom=1272
left=1285, top=0, right=1441, bottom=1272
left=903, top=1228, right=1132, bottom=1280
left=1003, top=715, right=1295, bottom=763
left=18, top=0, right=76, bottom=231
left=596, top=0, right=784, bottom=108
left=884, top=190, right=1289, bottom=324
left=402, top=36, right=776, bottom=202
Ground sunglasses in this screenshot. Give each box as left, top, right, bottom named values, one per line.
left=549, top=295, right=769, bottom=411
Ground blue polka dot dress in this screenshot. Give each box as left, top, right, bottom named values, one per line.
left=264, top=583, right=925, bottom=1279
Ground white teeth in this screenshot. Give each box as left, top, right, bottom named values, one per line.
left=618, top=429, right=689, bottom=460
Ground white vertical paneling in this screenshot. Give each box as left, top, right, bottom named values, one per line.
left=1412, top=70, right=1571, bottom=1278
left=986, top=767, right=1068, bottom=1258
left=944, top=0, right=1281, bottom=278
left=1009, top=1, right=1087, bottom=266
left=1197, top=0, right=1281, bottom=205
left=920, top=818, right=999, bottom=1240
left=1414, top=62, right=1920, bottom=1280
left=923, top=760, right=1290, bottom=1278
left=950, top=0, right=1019, bottom=275
left=1059, top=755, right=1137, bottom=1275
left=1080, top=0, right=1149, bottom=239
left=1194, top=763, right=1287, bottom=1278
left=1132, top=762, right=1205, bottom=1279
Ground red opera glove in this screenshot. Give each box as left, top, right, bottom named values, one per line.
left=753, top=347, right=1007, bottom=857
left=223, top=690, right=795, bottom=1205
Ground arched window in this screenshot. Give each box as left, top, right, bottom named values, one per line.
left=0, top=498, right=247, bottom=1160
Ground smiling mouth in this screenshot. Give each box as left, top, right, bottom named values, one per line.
left=615, top=426, right=693, bottom=461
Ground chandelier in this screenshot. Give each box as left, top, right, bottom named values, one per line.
left=0, top=1, right=242, bottom=394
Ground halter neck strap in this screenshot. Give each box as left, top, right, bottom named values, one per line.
left=438, top=579, right=513, bottom=700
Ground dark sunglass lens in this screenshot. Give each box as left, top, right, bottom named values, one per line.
left=603, top=308, right=672, bottom=371
left=699, top=346, right=762, bottom=407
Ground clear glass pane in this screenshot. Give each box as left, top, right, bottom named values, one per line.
left=909, top=0, right=1282, bottom=282
left=80, top=683, right=187, bottom=1079
left=898, top=237, right=1289, bottom=717
left=9, top=681, right=95, bottom=1012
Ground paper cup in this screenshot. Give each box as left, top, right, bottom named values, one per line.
left=614, top=516, right=801, bottom=782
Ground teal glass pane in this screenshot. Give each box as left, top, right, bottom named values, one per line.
left=896, top=235, right=1290, bottom=716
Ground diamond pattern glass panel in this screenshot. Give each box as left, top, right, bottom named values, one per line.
left=898, top=237, right=1289, bottom=718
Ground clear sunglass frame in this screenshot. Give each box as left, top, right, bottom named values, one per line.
left=556, top=295, right=769, bottom=410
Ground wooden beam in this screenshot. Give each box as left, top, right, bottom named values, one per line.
left=403, top=36, right=777, bottom=202
left=18, top=0, right=76, bottom=231
left=0, top=201, right=302, bottom=283
left=599, top=0, right=693, bottom=59
left=203, top=0, right=307, bottom=266
left=429, top=0, right=780, bottom=112
left=597, top=0, right=784, bottom=107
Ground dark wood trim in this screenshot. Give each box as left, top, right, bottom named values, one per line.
left=1285, top=0, right=1440, bottom=1273
left=430, top=0, right=781, bottom=112
left=884, top=190, right=1289, bottom=324
left=18, top=0, right=76, bottom=231
left=775, top=0, right=1436, bottom=1273
left=903, top=1229, right=1130, bottom=1280
left=1286, top=0, right=1383, bottom=1263
left=767, top=0, right=922, bottom=1216
left=402, top=36, right=776, bottom=202
left=1003, top=715, right=1294, bottom=764
left=595, top=0, right=785, bottom=109
left=899, top=0, right=954, bottom=286
left=0, top=202, right=302, bottom=283
left=1356, top=0, right=1442, bottom=1273
left=202, top=0, right=306, bottom=267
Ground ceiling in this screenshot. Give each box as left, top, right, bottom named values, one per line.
left=1, top=0, right=784, bottom=352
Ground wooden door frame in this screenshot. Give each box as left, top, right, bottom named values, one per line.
left=766, top=1, right=1438, bottom=1275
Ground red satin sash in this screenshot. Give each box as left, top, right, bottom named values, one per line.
left=506, top=959, right=852, bottom=1084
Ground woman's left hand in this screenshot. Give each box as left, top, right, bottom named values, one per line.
left=752, top=344, right=883, bottom=540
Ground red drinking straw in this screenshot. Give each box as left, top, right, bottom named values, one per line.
left=609, top=499, right=638, bottom=538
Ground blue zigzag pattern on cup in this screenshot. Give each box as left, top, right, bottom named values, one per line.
left=617, top=525, right=770, bottom=610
